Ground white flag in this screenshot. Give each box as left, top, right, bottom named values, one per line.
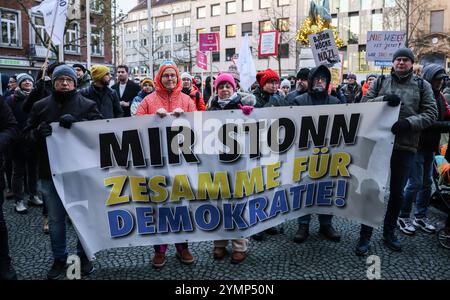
left=236, top=35, right=257, bottom=92
left=31, top=0, right=68, bottom=45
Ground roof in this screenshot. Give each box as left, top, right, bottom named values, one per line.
left=128, top=0, right=182, bottom=13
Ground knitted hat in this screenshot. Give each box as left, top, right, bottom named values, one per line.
left=214, top=73, right=237, bottom=91
left=90, top=65, right=110, bottom=82
left=72, top=63, right=86, bottom=73
left=280, top=79, right=291, bottom=88
left=52, top=65, right=77, bottom=87
left=16, top=73, right=34, bottom=87
left=296, top=68, right=310, bottom=80
left=141, top=78, right=154, bottom=87
left=347, top=73, right=357, bottom=80
left=256, top=69, right=280, bottom=87
left=392, top=47, right=415, bottom=62
left=194, top=74, right=202, bottom=80
left=366, top=74, right=378, bottom=80
left=181, top=72, right=192, bottom=81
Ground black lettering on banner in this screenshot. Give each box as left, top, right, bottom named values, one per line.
left=298, top=115, right=329, bottom=149
left=244, top=121, right=266, bottom=159
left=267, top=118, right=295, bottom=153
left=99, top=130, right=145, bottom=169
left=330, top=113, right=360, bottom=146
left=219, top=123, right=241, bottom=162
left=166, top=126, right=199, bottom=165
left=148, top=127, right=162, bottom=166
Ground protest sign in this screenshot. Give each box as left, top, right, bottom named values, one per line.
left=308, top=30, right=340, bottom=66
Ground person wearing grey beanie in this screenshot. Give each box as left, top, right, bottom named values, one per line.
left=280, top=79, right=291, bottom=97
left=392, top=47, right=415, bottom=63
left=16, top=73, right=34, bottom=87
left=52, top=65, right=78, bottom=88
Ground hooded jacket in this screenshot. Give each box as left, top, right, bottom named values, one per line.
left=130, top=90, right=152, bottom=116
left=340, top=82, right=362, bottom=103
left=136, top=65, right=197, bottom=115
left=182, top=82, right=206, bottom=111
left=77, top=71, right=91, bottom=90
left=418, top=64, right=450, bottom=153
left=361, top=68, right=438, bottom=153
left=0, top=96, right=19, bottom=175
left=253, top=86, right=286, bottom=108
left=290, top=65, right=340, bottom=106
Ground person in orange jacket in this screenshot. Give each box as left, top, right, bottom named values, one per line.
left=362, top=74, right=377, bottom=96
left=180, top=72, right=206, bottom=111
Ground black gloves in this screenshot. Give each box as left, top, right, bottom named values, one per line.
left=36, top=122, right=52, bottom=137
left=383, top=94, right=401, bottom=107
left=59, top=114, right=77, bottom=129
left=391, top=119, right=410, bottom=135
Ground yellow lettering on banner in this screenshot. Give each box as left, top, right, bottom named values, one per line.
left=293, top=156, right=308, bottom=182
left=129, top=176, right=149, bottom=202
left=197, top=172, right=231, bottom=200
left=149, top=175, right=168, bottom=203
left=329, top=152, right=351, bottom=177
left=171, top=174, right=195, bottom=201
left=266, top=161, right=281, bottom=189
left=309, top=148, right=330, bottom=179
left=234, top=166, right=264, bottom=198
left=104, top=176, right=129, bottom=206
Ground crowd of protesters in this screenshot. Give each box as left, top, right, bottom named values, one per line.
left=1, top=47, right=450, bottom=280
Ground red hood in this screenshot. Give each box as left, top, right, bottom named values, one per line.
left=154, top=64, right=182, bottom=98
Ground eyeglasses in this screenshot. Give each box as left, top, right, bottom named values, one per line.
left=314, top=76, right=327, bottom=82
left=161, top=74, right=177, bottom=79
left=55, top=77, right=74, bottom=84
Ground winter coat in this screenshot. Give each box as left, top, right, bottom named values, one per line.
left=290, top=65, right=341, bottom=106
left=285, top=90, right=306, bottom=103
left=130, top=90, right=152, bottom=116
left=444, top=84, right=450, bottom=105
left=207, top=92, right=256, bottom=111
left=340, top=82, right=362, bottom=103
left=182, top=84, right=206, bottom=111
left=362, top=81, right=370, bottom=96
left=81, top=84, right=123, bottom=119
left=253, top=86, right=287, bottom=108
left=6, top=89, right=31, bottom=130
left=361, top=68, right=438, bottom=153
left=24, top=91, right=102, bottom=179
left=418, top=64, right=450, bottom=153
left=112, top=79, right=141, bottom=117
left=23, top=78, right=52, bottom=113
left=136, top=65, right=197, bottom=116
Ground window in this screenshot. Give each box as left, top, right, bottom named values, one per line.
left=126, top=40, right=132, bottom=48
left=430, top=10, right=444, bottom=33
left=259, top=20, right=273, bottom=32
left=339, top=0, right=349, bottom=12
left=140, top=39, right=147, bottom=47
left=226, top=1, right=236, bottom=14
left=348, top=14, right=359, bottom=44
left=242, top=22, right=252, bottom=36
left=384, top=0, right=395, bottom=8
left=242, top=0, right=253, bottom=11
left=157, top=22, right=164, bottom=30
left=348, top=0, right=360, bottom=11
left=33, top=15, right=47, bottom=46
left=278, top=0, right=289, bottom=6
left=164, top=35, right=171, bottom=44
left=156, top=36, right=163, bottom=45
left=361, top=0, right=372, bottom=10
left=277, top=18, right=289, bottom=32
left=358, top=45, right=369, bottom=71
left=183, top=18, right=190, bottom=26
left=183, top=33, right=189, bottom=42
left=212, top=51, right=220, bottom=62
left=197, top=6, right=206, bottom=19
left=157, top=51, right=164, bottom=59
left=91, top=25, right=103, bottom=56
left=211, top=4, right=221, bottom=16
left=196, top=28, right=206, bottom=41
left=164, top=51, right=170, bottom=59
left=371, top=13, right=383, bottom=31
left=65, top=22, right=79, bottom=53
left=90, top=0, right=103, bottom=14
left=260, top=0, right=271, bottom=9
left=0, top=9, right=20, bottom=46
left=132, top=26, right=137, bottom=32
left=141, top=25, right=147, bottom=32
left=164, top=20, right=171, bottom=29
left=226, top=24, right=236, bottom=38
left=226, top=48, right=236, bottom=61
left=175, top=18, right=183, bottom=27
left=211, top=26, right=220, bottom=32
left=279, top=43, right=289, bottom=58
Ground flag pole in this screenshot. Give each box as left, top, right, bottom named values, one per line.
left=41, top=0, right=59, bottom=80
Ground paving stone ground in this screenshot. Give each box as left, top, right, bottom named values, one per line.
left=3, top=194, right=450, bottom=280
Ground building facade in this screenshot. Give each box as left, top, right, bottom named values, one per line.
left=0, top=0, right=112, bottom=77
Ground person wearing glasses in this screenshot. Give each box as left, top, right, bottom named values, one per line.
left=24, top=65, right=103, bottom=279
left=81, top=65, right=123, bottom=119
left=136, top=61, right=196, bottom=269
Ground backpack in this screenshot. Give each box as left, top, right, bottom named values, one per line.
left=375, top=74, right=424, bottom=98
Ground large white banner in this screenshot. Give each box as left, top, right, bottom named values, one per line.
left=31, top=0, right=68, bottom=45
left=47, top=103, right=398, bottom=259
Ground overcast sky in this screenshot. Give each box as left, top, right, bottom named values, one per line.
left=117, top=0, right=138, bottom=14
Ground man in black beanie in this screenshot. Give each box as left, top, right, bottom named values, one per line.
left=357, top=47, right=437, bottom=255
left=286, top=68, right=310, bottom=103
left=24, top=65, right=103, bottom=279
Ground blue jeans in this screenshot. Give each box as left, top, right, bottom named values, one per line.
left=298, top=214, right=333, bottom=225
left=41, top=179, right=84, bottom=260
left=401, top=150, right=433, bottom=219
left=360, top=149, right=415, bottom=238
